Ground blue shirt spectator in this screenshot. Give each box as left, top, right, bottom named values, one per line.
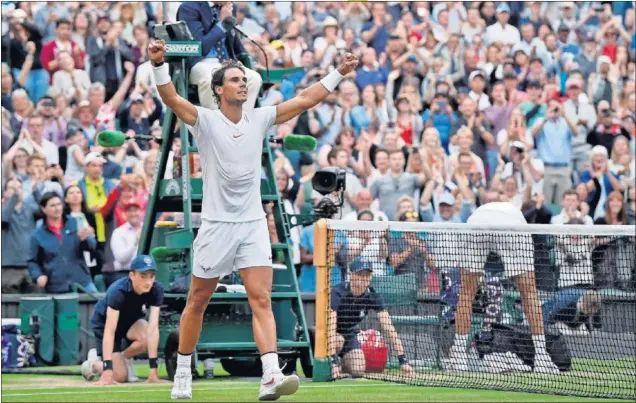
left=421, top=96, right=458, bottom=153
left=535, top=117, right=574, bottom=165
left=360, top=3, right=391, bottom=55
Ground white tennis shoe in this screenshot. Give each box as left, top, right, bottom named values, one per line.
left=448, top=345, right=469, bottom=371
left=125, top=357, right=139, bottom=382
left=534, top=353, right=560, bottom=374
left=171, top=367, right=193, bottom=400
left=258, top=372, right=300, bottom=401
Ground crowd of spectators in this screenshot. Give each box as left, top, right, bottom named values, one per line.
left=1, top=2, right=635, bottom=296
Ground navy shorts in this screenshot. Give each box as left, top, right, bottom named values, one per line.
left=339, top=328, right=361, bottom=355
left=90, top=316, right=143, bottom=357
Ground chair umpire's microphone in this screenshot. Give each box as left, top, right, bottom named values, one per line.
left=222, top=16, right=270, bottom=83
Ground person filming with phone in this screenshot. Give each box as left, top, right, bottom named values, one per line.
left=531, top=96, right=578, bottom=205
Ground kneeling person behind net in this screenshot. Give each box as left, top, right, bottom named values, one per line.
left=449, top=202, right=560, bottom=374
left=147, top=38, right=358, bottom=400
left=82, top=255, right=164, bottom=384
left=330, top=259, right=414, bottom=378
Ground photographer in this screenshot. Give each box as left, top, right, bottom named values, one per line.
left=542, top=289, right=601, bottom=337
left=498, top=142, right=544, bottom=199
left=531, top=97, right=578, bottom=205
left=117, top=82, right=163, bottom=151
left=422, top=92, right=458, bottom=153
left=586, top=100, right=631, bottom=156
left=563, top=77, right=596, bottom=181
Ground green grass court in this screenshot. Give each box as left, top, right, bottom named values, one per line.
left=3, top=358, right=633, bottom=402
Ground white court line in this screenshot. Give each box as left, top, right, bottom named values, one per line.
left=2, top=382, right=399, bottom=398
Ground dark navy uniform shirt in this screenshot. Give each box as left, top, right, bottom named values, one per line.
left=331, top=282, right=385, bottom=334
left=91, top=277, right=164, bottom=332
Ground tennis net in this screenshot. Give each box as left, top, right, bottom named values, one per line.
left=315, top=220, right=635, bottom=400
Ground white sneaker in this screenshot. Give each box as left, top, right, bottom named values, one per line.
left=81, top=349, right=100, bottom=381
left=125, top=357, right=139, bottom=382
left=448, top=345, right=469, bottom=371
left=258, top=372, right=300, bottom=401
left=171, top=367, right=193, bottom=400
left=534, top=354, right=560, bottom=374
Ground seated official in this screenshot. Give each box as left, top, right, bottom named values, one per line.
left=82, top=255, right=164, bottom=385
left=329, top=258, right=414, bottom=378
left=542, top=289, right=601, bottom=336
left=177, top=2, right=263, bottom=111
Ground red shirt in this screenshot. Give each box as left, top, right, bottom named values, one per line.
left=40, top=39, right=86, bottom=83
left=602, top=44, right=618, bottom=63
left=46, top=219, right=64, bottom=242
left=398, top=121, right=413, bottom=145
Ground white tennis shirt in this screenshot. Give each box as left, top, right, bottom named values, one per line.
left=186, top=105, right=277, bottom=222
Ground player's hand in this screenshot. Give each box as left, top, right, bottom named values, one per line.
left=401, top=363, right=415, bottom=377
left=331, top=364, right=343, bottom=379
left=96, top=370, right=119, bottom=386
left=148, top=39, right=166, bottom=65
left=337, top=53, right=359, bottom=76
left=145, top=369, right=162, bottom=383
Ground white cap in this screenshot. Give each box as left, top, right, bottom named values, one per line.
left=597, top=55, right=612, bottom=71
left=323, top=16, right=338, bottom=28
left=12, top=9, right=27, bottom=22
left=511, top=141, right=526, bottom=151
left=85, top=152, right=107, bottom=165
left=590, top=145, right=608, bottom=158
left=439, top=192, right=456, bottom=206
left=469, top=70, right=486, bottom=82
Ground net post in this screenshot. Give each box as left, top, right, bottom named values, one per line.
left=312, top=219, right=331, bottom=381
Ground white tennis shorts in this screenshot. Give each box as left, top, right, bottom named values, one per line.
left=462, top=202, right=534, bottom=278
left=192, top=218, right=272, bottom=279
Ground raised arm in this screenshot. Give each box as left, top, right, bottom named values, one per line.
left=274, top=53, right=359, bottom=125
left=148, top=39, right=198, bottom=126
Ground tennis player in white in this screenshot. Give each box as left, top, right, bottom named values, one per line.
left=448, top=201, right=560, bottom=374
left=147, top=39, right=358, bottom=400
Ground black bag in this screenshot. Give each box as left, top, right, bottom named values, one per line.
left=475, top=323, right=572, bottom=372
left=524, top=103, right=543, bottom=123
left=594, top=237, right=636, bottom=290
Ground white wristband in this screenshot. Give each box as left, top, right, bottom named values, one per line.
left=320, top=69, right=345, bottom=92
left=152, top=63, right=171, bottom=86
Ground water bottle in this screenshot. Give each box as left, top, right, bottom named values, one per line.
left=203, top=359, right=215, bottom=379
